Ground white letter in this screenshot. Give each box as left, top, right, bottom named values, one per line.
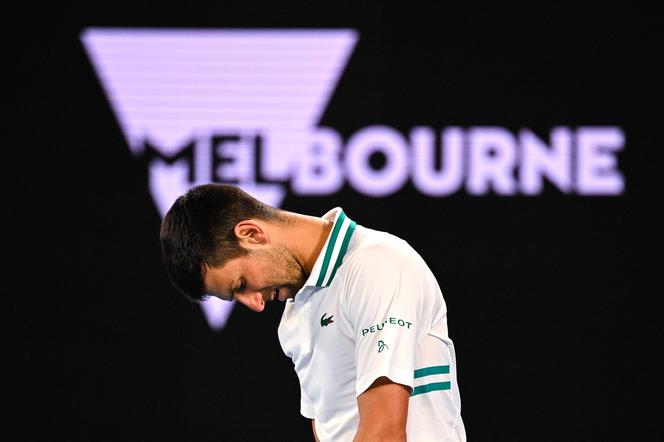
left=345, top=126, right=409, bottom=197
left=292, top=128, right=343, bottom=194
left=467, top=127, right=517, bottom=195
left=215, top=133, right=254, bottom=182
left=411, top=127, right=464, bottom=196
left=577, top=127, right=625, bottom=195
left=519, top=128, right=572, bottom=194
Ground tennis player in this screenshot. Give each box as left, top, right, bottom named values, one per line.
left=160, top=184, right=466, bottom=441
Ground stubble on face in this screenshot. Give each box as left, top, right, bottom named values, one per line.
left=252, top=244, right=308, bottom=300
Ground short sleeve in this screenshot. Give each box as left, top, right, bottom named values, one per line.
left=342, top=243, right=427, bottom=398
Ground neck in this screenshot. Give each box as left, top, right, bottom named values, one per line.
left=279, top=211, right=333, bottom=276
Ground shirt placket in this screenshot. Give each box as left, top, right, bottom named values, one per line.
left=299, top=298, right=313, bottom=354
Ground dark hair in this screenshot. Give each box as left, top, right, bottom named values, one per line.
left=159, top=184, right=282, bottom=302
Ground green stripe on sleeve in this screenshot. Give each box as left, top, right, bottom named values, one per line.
left=414, top=365, right=450, bottom=378
left=411, top=381, right=451, bottom=397
left=324, top=220, right=356, bottom=287
left=316, top=211, right=346, bottom=286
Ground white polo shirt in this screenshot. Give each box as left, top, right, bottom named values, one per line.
left=278, top=208, right=465, bottom=442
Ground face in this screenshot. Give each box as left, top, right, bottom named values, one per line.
left=204, top=244, right=307, bottom=312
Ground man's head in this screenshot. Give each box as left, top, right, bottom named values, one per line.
left=159, top=184, right=291, bottom=304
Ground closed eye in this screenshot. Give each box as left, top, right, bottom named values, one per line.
left=230, top=279, right=246, bottom=300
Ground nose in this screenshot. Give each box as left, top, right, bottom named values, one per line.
left=236, top=291, right=265, bottom=312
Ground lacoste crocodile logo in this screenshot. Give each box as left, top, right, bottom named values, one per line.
left=321, top=313, right=335, bottom=327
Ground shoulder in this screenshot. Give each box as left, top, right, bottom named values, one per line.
left=344, top=226, right=428, bottom=278
left=337, top=227, right=439, bottom=305
left=336, top=225, right=444, bottom=325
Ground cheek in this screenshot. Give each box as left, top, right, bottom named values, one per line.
left=248, top=267, right=274, bottom=289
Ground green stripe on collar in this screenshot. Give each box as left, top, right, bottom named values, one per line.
left=324, top=219, right=356, bottom=287
left=314, top=210, right=356, bottom=287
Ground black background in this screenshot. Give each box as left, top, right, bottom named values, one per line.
left=9, top=3, right=662, bottom=441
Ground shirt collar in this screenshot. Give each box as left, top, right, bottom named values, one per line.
left=304, top=207, right=357, bottom=288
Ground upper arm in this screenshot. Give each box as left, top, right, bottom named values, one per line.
left=344, top=244, right=429, bottom=397
left=354, top=376, right=410, bottom=442
left=343, top=242, right=435, bottom=440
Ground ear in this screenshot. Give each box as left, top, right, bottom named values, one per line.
left=234, top=220, right=269, bottom=247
